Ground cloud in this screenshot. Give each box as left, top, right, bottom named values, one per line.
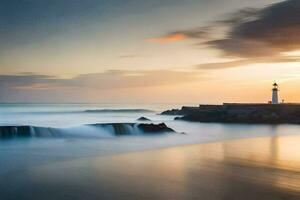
left=152, top=0, right=300, bottom=69
left=62, top=70, right=202, bottom=89
left=205, top=38, right=281, bottom=58
left=208, top=0, right=300, bottom=58
left=0, top=74, right=66, bottom=91
left=148, top=27, right=210, bottom=43
left=0, top=70, right=204, bottom=92
left=215, top=7, right=260, bottom=26
left=147, top=33, right=187, bottom=43
left=0, top=74, right=56, bottom=86
left=197, top=59, right=254, bottom=70
left=197, top=56, right=300, bottom=70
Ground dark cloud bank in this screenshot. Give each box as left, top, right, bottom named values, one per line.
left=210, top=0, right=300, bottom=58
left=159, top=0, right=300, bottom=69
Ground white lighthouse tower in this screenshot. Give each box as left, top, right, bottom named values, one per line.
left=272, top=82, right=279, bottom=104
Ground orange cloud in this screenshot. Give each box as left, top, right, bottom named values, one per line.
left=147, top=33, right=187, bottom=43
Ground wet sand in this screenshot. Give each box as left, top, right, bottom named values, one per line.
left=1, top=135, right=300, bottom=200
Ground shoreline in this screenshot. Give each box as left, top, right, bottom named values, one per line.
left=1, top=135, right=300, bottom=200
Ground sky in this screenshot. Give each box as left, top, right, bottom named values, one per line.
left=1, top=0, right=300, bottom=104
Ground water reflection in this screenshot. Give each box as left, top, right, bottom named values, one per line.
left=220, top=136, right=300, bottom=193
left=98, top=135, right=300, bottom=199
left=3, top=135, right=300, bottom=200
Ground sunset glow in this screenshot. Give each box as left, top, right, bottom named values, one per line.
left=1, top=0, right=300, bottom=103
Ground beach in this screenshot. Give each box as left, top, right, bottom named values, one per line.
left=1, top=135, right=300, bottom=200
left=3, top=0, right=300, bottom=199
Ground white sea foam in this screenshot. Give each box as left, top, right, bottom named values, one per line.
left=1, top=103, right=300, bottom=179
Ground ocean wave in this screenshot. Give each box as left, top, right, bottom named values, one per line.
left=0, top=123, right=174, bottom=139
left=84, top=109, right=155, bottom=113
left=1, top=109, right=155, bottom=115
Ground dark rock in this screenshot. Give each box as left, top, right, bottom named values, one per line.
left=91, top=123, right=175, bottom=135
left=137, top=117, right=151, bottom=121
left=161, top=109, right=182, bottom=115
left=161, top=106, right=201, bottom=115
left=137, top=123, right=174, bottom=133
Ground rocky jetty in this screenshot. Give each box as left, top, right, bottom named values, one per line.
left=162, top=103, right=300, bottom=124
left=161, top=106, right=201, bottom=115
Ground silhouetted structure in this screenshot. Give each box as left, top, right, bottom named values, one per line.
left=162, top=83, right=300, bottom=124
left=272, top=82, right=279, bottom=104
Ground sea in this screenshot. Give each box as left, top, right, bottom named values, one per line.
left=1, top=103, right=300, bottom=176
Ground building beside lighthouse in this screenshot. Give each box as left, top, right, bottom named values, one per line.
left=272, top=82, right=279, bottom=104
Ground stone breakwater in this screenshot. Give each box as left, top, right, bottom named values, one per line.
left=161, top=103, right=300, bottom=124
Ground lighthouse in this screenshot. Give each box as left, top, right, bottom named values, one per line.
left=272, top=82, right=279, bottom=104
